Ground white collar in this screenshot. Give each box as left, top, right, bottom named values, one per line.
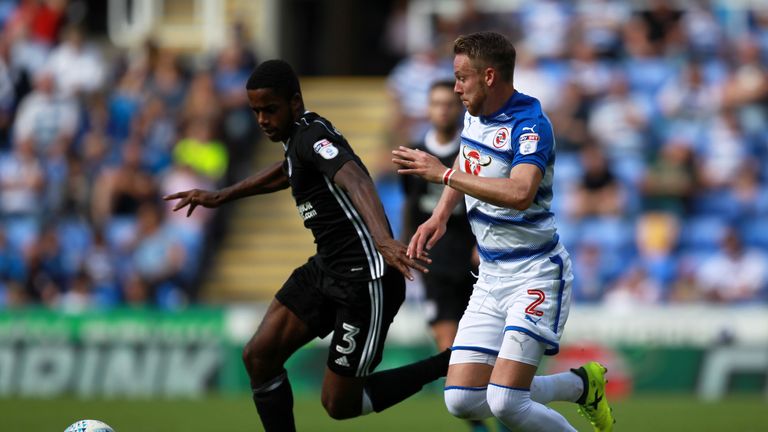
left=424, top=128, right=460, bottom=158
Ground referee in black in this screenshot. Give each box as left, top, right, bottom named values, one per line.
left=401, top=80, right=485, bottom=431
left=165, top=60, right=449, bottom=431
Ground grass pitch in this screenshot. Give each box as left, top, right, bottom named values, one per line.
left=4, top=393, right=766, bottom=431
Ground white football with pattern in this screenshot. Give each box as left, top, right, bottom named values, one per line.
left=64, top=419, right=115, bottom=432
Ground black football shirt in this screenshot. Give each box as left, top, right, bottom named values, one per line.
left=282, top=111, right=388, bottom=281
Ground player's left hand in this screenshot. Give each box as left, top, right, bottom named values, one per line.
left=392, top=146, right=447, bottom=184
left=375, top=238, right=431, bottom=281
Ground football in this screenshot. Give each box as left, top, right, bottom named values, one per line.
left=64, top=419, right=115, bottom=432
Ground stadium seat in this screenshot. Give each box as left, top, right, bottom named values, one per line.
left=741, top=219, right=768, bottom=249
left=679, top=216, right=729, bottom=250
left=579, top=217, right=635, bottom=253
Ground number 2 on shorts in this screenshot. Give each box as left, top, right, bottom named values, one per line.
left=525, top=289, right=545, bottom=317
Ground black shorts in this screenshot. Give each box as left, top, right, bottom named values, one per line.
left=276, top=257, right=405, bottom=377
left=422, top=271, right=475, bottom=325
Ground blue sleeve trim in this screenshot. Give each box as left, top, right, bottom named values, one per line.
left=488, top=383, right=530, bottom=392
left=451, top=345, right=500, bottom=356
left=504, top=326, right=560, bottom=356
left=511, top=158, right=546, bottom=175
left=444, top=386, right=488, bottom=392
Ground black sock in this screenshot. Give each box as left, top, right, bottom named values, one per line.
left=251, top=370, right=296, bottom=432
left=570, top=366, right=589, bottom=405
left=363, top=348, right=451, bottom=412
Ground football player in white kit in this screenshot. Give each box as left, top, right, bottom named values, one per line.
left=393, top=32, right=615, bottom=432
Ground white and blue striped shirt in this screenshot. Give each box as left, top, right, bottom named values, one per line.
left=459, top=91, right=561, bottom=276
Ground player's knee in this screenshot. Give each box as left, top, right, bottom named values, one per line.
left=486, top=385, right=530, bottom=426
left=444, top=388, right=490, bottom=420
left=241, top=340, right=279, bottom=378
left=321, top=394, right=358, bottom=420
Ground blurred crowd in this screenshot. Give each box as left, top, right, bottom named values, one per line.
left=385, top=0, right=768, bottom=306
left=0, top=0, right=259, bottom=310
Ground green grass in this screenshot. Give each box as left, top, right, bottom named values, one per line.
left=3, top=393, right=767, bottom=432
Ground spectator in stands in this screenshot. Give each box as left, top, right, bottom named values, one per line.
left=636, top=0, right=685, bottom=55
left=721, top=37, right=768, bottom=111
left=0, top=136, right=44, bottom=220
left=12, top=70, right=79, bottom=155
left=213, top=42, right=259, bottom=182
left=182, top=70, right=222, bottom=129
left=566, top=144, right=625, bottom=220
left=640, top=139, right=696, bottom=216
left=59, top=270, right=93, bottom=313
left=518, top=0, right=571, bottom=60
left=80, top=228, right=119, bottom=306
left=695, top=228, right=767, bottom=303
left=44, top=26, right=106, bottom=97
left=172, top=120, right=228, bottom=183
left=604, top=266, right=662, bottom=308
left=91, top=138, right=156, bottom=227
left=23, top=224, right=66, bottom=306
left=131, top=96, right=176, bottom=174
left=130, top=200, right=186, bottom=305
left=657, top=60, right=721, bottom=142
left=146, top=49, right=187, bottom=114
left=695, top=109, right=749, bottom=191
left=588, top=74, right=650, bottom=160
left=635, top=212, right=680, bottom=291
left=574, top=0, right=629, bottom=59
left=546, top=80, right=590, bottom=153
left=386, top=33, right=454, bottom=146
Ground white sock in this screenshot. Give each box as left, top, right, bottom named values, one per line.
left=531, top=371, right=584, bottom=404
left=487, top=384, right=577, bottom=431
left=444, top=386, right=493, bottom=420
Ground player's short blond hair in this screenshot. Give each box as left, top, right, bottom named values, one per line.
left=453, top=31, right=516, bottom=83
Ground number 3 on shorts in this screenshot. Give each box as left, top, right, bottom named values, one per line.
left=336, top=322, right=360, bottom=355
left=525, top=289, right=545, bottom=317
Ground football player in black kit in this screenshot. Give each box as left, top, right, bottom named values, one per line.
left=164, top=60, right=450, bottom=431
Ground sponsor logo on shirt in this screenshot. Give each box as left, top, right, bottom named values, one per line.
left=519, top=132, right=540, bottom=155
left=493, top=127, right=510, bottom=148
left=462, top=145, right=492, bottom=176
left=313, top=139, right=339, bottom=160
left=297, top=201, right=317, bottom=220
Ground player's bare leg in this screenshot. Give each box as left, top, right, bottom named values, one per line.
left=431, top=320, right=459, bottom=352
left=242, top=298, right=314, bottom=432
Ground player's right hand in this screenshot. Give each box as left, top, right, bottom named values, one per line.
left=408, top=216, right=446, bottom=260
left=163, top=189, right=221, bottom=217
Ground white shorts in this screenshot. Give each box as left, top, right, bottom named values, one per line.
left=450, top=250, right=573, bottom=367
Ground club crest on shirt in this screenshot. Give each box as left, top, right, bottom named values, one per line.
left=313, top=139, right=339, bottom=159
left=462, top=146, right=492, bottom=176
left=493, top=127, right=510, bottom=148
left=518, top=132, right=540, bottom=155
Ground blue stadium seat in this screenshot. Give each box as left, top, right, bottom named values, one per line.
left=679, top=216, right=729, bottom=250
left=741, top=219, right=768, bottom=249
left=578, top=217, right=635, bottom=253
left=4, top=216, right=39, bottom=252
left=57, top=219, right=93, bottom=276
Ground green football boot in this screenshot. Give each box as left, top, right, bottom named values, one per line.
left=573, top=361, right=615, bottom=432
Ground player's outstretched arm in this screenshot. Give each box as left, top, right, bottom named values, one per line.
left=333, top=160, right=431, bottom=281
left=163, top=161, right=288, bottom=217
